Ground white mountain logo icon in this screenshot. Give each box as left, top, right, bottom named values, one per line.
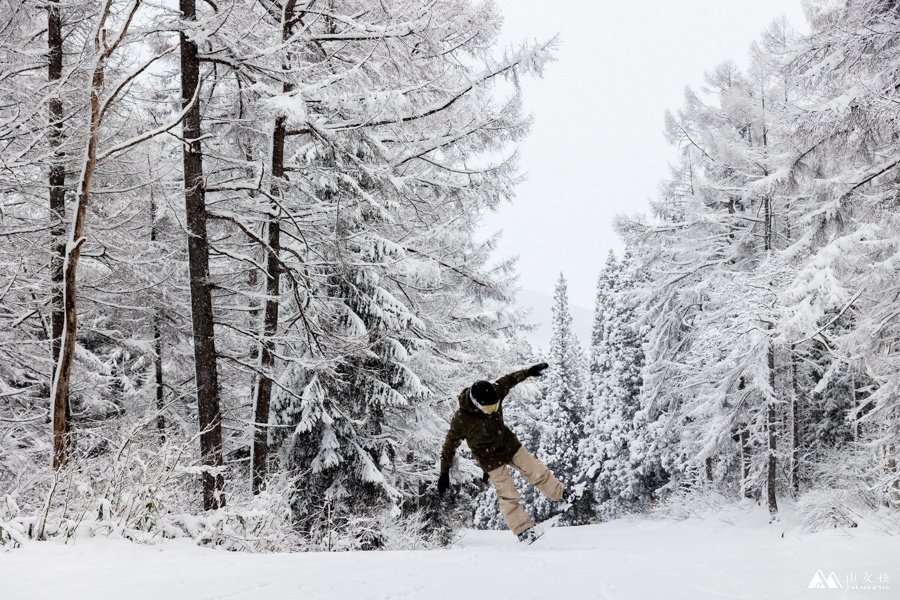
left=808, top=570, right=843, bottom=589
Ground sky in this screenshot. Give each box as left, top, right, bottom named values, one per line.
left=482, top=0, right=810, bottom=311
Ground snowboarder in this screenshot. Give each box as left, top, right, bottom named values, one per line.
left=437, top=364, right=579, bottom=543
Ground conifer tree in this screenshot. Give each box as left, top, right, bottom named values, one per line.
left=581, top=252, right=648, bottom=518
left=530, top=274, right=585, bottom=522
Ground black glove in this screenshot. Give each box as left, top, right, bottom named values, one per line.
left=482, top=471, right=490, bottom=484
left=527, top=362, right=549, bottom=378
left=437, top=472, right=450, bottom=494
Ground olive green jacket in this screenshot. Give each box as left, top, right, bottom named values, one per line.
left=439, top=369, right=532, bottom=474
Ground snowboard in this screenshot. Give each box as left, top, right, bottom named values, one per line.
left=520, top=513, right=562, bottom=545
left=521, top=463, right=601, bottom=545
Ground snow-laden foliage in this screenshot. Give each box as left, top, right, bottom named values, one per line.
left=0, top=0, right=552, bottom=548
left=514, top=274, right=587, bottom=523
left=580, top=252, right=650, bottom=520
left=0, top=425, right=300, bottom=551
left=619, top=2, right=900, bottom=519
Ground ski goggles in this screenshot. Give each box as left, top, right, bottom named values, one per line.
left=469, top=387, right=500, bottom=414
left=479, top=401, right=500, bottom=414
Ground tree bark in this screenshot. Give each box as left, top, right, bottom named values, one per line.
left=766, top=342, right=779, bottom=516
left=790, top=343, right=801, bottom=494
left=763, top=178, right=779, bottom=515
left=47, top=0, right=67, bottom=436
left=52, top=15, right=109, bottom=469
left=250, top=139, right=282, bottom=494
left=245, top=153, right=260, bottom=365
left=764, top=195, right=778, bottom=515
left=739, top=426, right=752, bottom=499
left=150, top=185, right=165, bottom=440
left=251, top=1, right=295, bottom=494
left=153, top=316, right=165, bottom=438
left=180, top=0, right=225, bottom=509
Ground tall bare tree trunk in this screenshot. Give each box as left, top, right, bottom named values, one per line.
left=153, top=317, right=165, bottom=436
left=251, top=1, right=295, bottom=494
left=739, top=426, right=752, bottom=499
left=763, top=193, right=778, bottom=517
left=52, top=19, right=109, bottom=470
left=180, top=0, right=225, bottom=510
left=734, top=376, right=753, bottom=499
left=790, top=344, right=801, bottom=494
left=766, top=343, right=779, bottom=516
left=150, top=185, right=165, bottom=440
left=245, top=152, right=260, bottom=366
left=250, top=148, right=282, bottom=494
left=47, top=0, right=68, bottom=443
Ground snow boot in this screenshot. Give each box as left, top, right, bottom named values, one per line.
left=517, top=527, right=541, bottom=544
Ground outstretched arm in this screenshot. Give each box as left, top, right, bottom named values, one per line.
left=493, top=363, right=548, bottom=402
left=439, top=412, right=465, bottom=474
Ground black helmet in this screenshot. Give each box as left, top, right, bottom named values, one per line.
left=470, top=380, right=498, bottom=407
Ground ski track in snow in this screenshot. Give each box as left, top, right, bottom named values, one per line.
left=2, top=510, right=895, bottom=600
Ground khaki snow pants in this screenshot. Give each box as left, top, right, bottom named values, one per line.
left=488, top=446, right=564, bottom=535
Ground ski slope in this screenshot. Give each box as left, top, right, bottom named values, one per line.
left=4, top=505, right=895, bottom=600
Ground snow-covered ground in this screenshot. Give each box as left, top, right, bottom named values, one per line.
left=4, top=504, right=895, bottom=600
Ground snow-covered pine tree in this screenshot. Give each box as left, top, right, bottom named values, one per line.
left=775, top=0, right=900, bottom=512
left=618, top=51, right=797, bottom=517
left=206, top=0, right=555, bottom=544
left=579, top=252, right=620, bottom=518
left=528, top=274, right=586, bottom=522
left=617, top=7, right=900, bottom=520
left=580, top=251, right=648, bottom=519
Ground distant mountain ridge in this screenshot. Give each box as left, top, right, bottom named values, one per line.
left=517, top=288, right=593, bottom=352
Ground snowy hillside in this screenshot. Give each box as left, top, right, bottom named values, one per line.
left=6, top=504, right=895, bottom=600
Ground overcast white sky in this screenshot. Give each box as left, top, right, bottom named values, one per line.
left=482, top=0, right=810, bottom=310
